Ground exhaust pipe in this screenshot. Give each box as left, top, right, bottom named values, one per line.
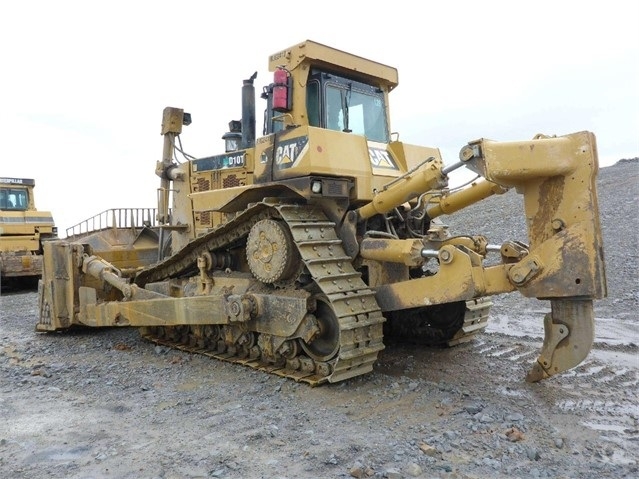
left=241, top=72, right=257, bottom=149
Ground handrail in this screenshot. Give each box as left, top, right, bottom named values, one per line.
left=65, top=208, right=159, bottom=239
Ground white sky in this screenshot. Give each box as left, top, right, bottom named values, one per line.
left=1, top=0, right=637, bottom=235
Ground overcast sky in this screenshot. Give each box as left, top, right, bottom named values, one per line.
left=1, top=0, right=637, bottom=235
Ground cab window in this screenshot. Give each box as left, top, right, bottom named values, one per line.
left=0, top=188, right=28, bottom=210
left=308, top=69, right=389, bottom=143
left=307, top=80, right=321, bottom=127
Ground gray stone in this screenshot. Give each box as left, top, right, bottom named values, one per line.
left=404, top=462, right=422, bottom=477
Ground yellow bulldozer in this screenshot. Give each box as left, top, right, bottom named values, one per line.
left=37, top=40, right=607, bottom=386
left=0, top=177, right=57, bottom=288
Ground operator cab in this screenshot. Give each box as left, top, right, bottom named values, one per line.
left=262, top=68, right=390, bottom=143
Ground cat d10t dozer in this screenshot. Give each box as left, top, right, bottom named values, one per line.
left=37, top=40, right=607, bottom=385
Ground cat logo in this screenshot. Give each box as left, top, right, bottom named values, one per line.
left=275, top=144, right=296, bottom=165
left=275, top=136, right=308, bottom=169
left=368, top=147, right=398, bottom=170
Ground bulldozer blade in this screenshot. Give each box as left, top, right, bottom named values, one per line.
left=526, top=299, right=595, bottom=382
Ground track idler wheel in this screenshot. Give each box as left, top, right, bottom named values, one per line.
left=300, top=296, right=340, bottom=361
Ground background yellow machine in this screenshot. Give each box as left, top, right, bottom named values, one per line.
left=37, top=40, right=607, bottom=385
left=0, top=177, right=56, bottom=287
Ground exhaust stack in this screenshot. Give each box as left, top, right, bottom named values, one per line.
left=241, top=72, right=257, bottom=149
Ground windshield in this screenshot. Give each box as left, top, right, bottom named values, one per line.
left=0, top=188, right=28, bottom=211
left=325, top=83, right=388, bottom=143
left=306, top=70, right=390, bottom=143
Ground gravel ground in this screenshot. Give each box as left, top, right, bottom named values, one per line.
left=1, top=159, right=637, bottom=479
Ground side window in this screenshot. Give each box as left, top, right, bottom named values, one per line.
left=17, top=190, right=28, bottom=209
left=272, top=116, right=285, bottom=134
left=325, top=87, right=344, bottom=131
left=306, top=80, right=320, bottom=127
left=363, top=96, right=387, bottom=143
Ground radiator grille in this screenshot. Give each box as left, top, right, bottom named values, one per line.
left=223, top=175, right=240, bottom=188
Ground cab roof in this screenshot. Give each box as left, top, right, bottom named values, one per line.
left=268, top=40, right=398, bottom=91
